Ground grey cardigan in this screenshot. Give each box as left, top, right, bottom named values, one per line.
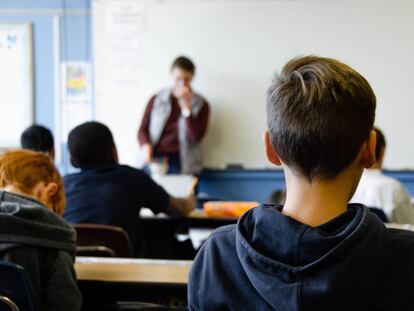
left=149, top=88, right=206, bottom=174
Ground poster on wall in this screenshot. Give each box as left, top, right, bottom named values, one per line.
left=61, top=61, right=91, bottom=101
left=60, top=61, right=93, bottom=143
left=0, top=23, right=33, bottom=149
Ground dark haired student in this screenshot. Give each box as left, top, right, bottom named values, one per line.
left=138, top=56, right=210, bottom=174
left=351, top=127, right=414, bottom=224
left=21, top=124, right=55, bottom=160
left=189, top=56, right=414, bottom=310
left=63, top=122, right=195, bottom=256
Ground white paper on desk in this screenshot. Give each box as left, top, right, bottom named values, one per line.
left=151, top=174, right=195, bottom=197
left=139, top=208, right=168, bottom=218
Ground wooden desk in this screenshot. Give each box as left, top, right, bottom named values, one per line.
left=76, top=257, right=192, bottom=309
left=76, top=257, right=191, bottom=284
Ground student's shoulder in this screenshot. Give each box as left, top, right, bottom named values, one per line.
left=371, top=228, right=414, bottom=309
left=116, top=164, right=142, bottom=172
left=63, top=171, right=80, bottom=182
left=200, top=225, right=237, bottom=254
left=375, top=174, right=406, bottom=190
left=192, top=91, right=209, bottom=106
left=112, top=165, right=147, bottom=177
left=114, top=165, right=158, bottom=187
left=388, top=228, right=414, bottom=253
left=192, top=225, right=238, bottom=277
left=365, top=174, right=409, bottom=199
left=211, top=224, right=237, bottom=237
left=386, top=228, right=414, bottom=276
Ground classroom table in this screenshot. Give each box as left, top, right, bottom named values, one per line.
left=76, top=257, right=192, bottom=309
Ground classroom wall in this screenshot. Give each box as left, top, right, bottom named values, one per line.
left=0, top=0, right=92, bottom=172
left=93, top=0, right=414, bottom=170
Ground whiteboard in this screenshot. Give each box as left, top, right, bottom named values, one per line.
left=93, top=0, right=414, bottom=170
left=0, top=23, right=33, bottom=148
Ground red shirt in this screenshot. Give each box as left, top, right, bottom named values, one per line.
left=138, top=93, right=210, bottom=155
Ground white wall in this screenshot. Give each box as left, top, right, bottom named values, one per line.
left=93, top=0, right=414, bottom=170
left=0, top=23, right=33, bottom=148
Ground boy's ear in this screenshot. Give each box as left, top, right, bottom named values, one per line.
left=361, top=130, right=377, bottom=169
left=264, top=131, right=282, bottom=166
left=45, top=182, right=58, bottom=197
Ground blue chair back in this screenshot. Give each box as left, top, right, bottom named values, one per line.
left=0, top=261, right=36, bottom=311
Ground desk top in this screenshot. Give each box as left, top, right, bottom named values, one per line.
left=140, top=207, right=236, bottom=220
left=75, top=257, right=192, bottom=284
left=188, top=209, right=236, bottom=219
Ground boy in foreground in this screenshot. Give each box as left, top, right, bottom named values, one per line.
left=188, top=56, right=414, bottom=310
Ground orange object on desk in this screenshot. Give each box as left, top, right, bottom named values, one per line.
left=203, top=201, right=259, bottom=218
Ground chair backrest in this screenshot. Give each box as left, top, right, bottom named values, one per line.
left=0, top=261, right=37, bottom=311
left=368, top=207, right=389, bottom=223
left=75, top=246, right=117, bottom=258
left=74, top=224, right=133, bottom=258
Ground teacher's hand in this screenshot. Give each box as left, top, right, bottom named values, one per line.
left=142, top=143, right=153, bottom=163
left=168, top=195, right=196, bottom=216
left=177, top=87, right=193, bottom=111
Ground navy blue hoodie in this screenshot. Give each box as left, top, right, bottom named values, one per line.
left=189, top=204, right=414, bottom=310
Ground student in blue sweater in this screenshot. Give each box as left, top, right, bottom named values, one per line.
left=189, top=56, right=414, bottom=310
left=63, top=122, right=195, bottom=256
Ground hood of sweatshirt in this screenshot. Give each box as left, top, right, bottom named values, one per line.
left=0, top=191, right=76, bottom=256
left=235, top=203, right=390, bottom=311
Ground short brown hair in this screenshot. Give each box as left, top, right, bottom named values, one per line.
left=171, top=56, right=195, bottom=74
left=267, top=56, right=376, bottom=180
left=0, top=149, right=65, bottom=215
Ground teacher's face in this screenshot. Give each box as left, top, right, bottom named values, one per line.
left=172, top=67, right=193, bottom=93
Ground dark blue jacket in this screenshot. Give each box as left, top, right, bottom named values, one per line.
left=189, top=204, right=414, bottom=310
left=63, top=165, right=170, bottom=255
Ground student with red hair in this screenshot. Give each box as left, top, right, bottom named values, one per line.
left=0, top=149, right=81, bottom=311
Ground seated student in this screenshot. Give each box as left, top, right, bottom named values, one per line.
left=21, top=124, right=55, bottom=160
left=189, top=56, right=414, bottom=310
left=351, top=127, right=414, bottom=224
left=63, top=121, right=195, bottom=256
left=0, top=150, right=81, bottom=311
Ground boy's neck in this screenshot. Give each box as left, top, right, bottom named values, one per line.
left=282, top=168, right=359, bottom=227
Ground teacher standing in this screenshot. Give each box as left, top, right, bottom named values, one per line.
left=138, top=56, right=210, bottom=174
